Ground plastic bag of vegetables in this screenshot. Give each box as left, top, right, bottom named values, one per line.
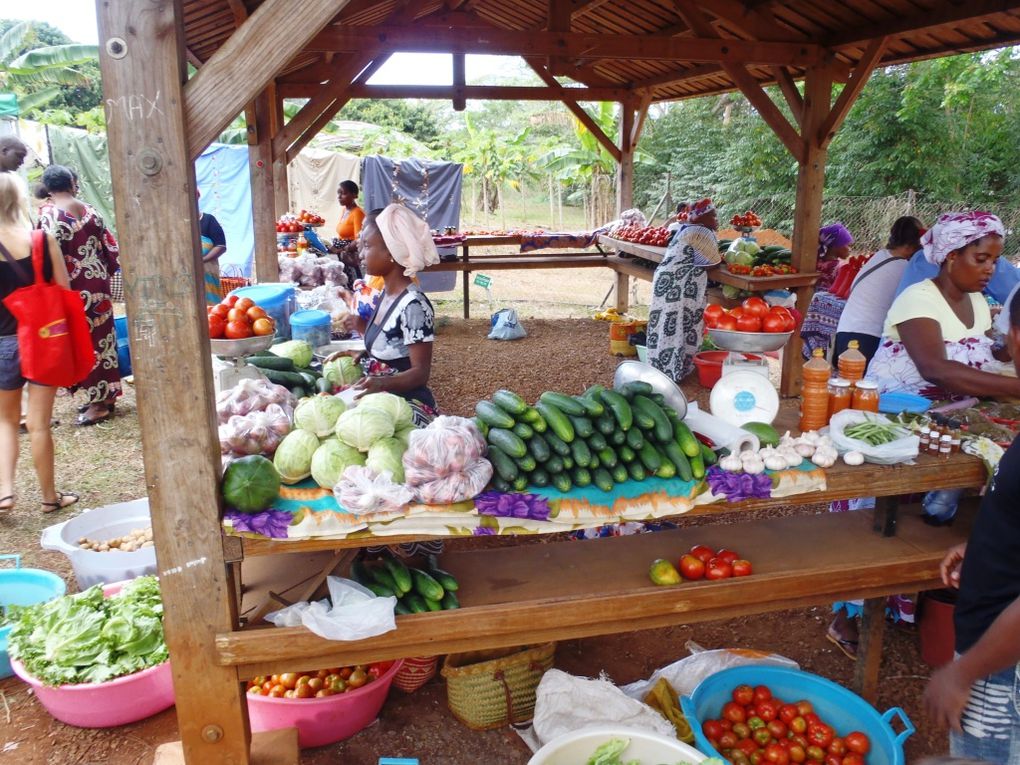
left=294, top=395, right=347, bottom=438
left=827, top=409, right=919, bottom=465
left=402, top=416, right=493, bottom=504
left=334, top=464, right=413, bottom=516
left=216, top=378, right=296, bottom=424
left=219, top=403, right=292, bottom=456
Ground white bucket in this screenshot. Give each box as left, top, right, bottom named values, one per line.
left=40, top=499, right=156, bottom=589
left=528, top=726, right=706, bottom=765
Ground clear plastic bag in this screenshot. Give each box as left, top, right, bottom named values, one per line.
left=488, top=308, right=527, bottom=341
left=402, top=416, right=492, bottom=503
left=215, top=378, right=296, bottom=423
left=265, top=577, right=396, bottom=641
left=219, top=403, right=293, bottom=456
left=334, top=464, right=414, bottom=516
left=827, top=409, right=920, bottom=465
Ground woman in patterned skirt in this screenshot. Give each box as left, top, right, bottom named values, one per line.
left=37, top=165, right=120, bottom=426
left=647, top=198, right=721, bottom=382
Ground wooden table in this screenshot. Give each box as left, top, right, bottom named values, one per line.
left=219, top=451, right=985, bottom=703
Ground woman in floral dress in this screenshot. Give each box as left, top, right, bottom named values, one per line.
left=37, top=165, right=120, bottom=426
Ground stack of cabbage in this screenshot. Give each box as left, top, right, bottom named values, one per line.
left=273, top=392, right=416, bottom=490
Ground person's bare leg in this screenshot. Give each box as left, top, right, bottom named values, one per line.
left=25, top=384, right=62, bottom=505
left=0, top=387, right=20, bottom=508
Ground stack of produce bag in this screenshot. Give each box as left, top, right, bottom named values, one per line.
left=217, top=379, right=297, bottom=457
left=402, top=416, right=493, bottom=504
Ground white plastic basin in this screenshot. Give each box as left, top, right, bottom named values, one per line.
left=528, top=726, right=706, bottom=765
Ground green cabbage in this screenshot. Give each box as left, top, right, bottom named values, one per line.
left=366, top=437, right=407, bottom=483
left=335, top=406, right=395, bottom=451
left=311, top=438, right=366, bottom=488
left=394, top=424, right=417, bottom=447
left=323, top=356, right=363, bottom=387
left=294, top=395, right=347, bottom=437
left=357, top=392, right=414, bottom=429
left=273, top=428, right=320, bottom=483
left=270, top=340, right=313, bottom=368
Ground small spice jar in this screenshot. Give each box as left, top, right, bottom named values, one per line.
left=951, top=432, right=962, bottom=454
left=851, top=380, right=880, bottom=412
left=928, top=429, right=942, bottom=454
left=828, top=378, right=853, bottom=419
left=918, top=428, right=931, bottom=449
left=939, top=434, right=952, bottom=459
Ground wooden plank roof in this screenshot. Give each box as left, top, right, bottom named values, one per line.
left=183, top=1, right=1020, bottom=102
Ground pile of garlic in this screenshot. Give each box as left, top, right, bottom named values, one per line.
left=718, top=431, right=864, bottom=473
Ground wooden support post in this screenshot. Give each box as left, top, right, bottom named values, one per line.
left=615, top=269, right=630, bottom=314
left=617, top=104, right=635, bottom=216
left=452, top=53, right=466, bottom=111
left=95, top=1, right=253, bottom=763
left=781, top=64, right=832, bottom=397
left=854, top=597, right=887, bottom=703
left=248, top=87, right=279, bottom=282
left=270, top=94, right=289, bottom=218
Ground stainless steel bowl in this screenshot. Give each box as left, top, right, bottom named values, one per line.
left=209, top=334, right=276, bottom=359
left=613, top=360, right=688, bottom=419
left=707, top=328, right=793, bottom=353
left=314, top=339, right=366, bottom=362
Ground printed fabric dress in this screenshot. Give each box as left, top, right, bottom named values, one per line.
left=37, top=202, right=121, bottom=405
left=646, top=223, right=717, bottom=381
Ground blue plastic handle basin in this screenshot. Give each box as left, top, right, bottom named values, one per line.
left=0, top=557, right=67, bottom=679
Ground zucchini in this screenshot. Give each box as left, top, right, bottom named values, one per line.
left=699, top=441, right=718, bottom=466
left=487, top=446, right=519, bottom=483
left=609, top=429, right=626, bottom=446
left=247, top=355, right=295, bottom=372
left=690, top=451, right=706, bottom=479
left=599, top=389, right=634, bottom=431
left=571, top=466, right=592, bottom=487
left=404, top=593, right=428, bottom=614
left=568, top=415, right=594, bottom=438
left=476, top=400, right=515, bottom=429
left=365, top=581, right=396, bottom=598
left=663, top=441, right=693, bottom=481
left=512, top=421, right=535, bottom=440
left=440, top=591, right=460, bottom=610
left=656, top=461, right=677, bottom=479
left=425, top=557, right=459, bottom=592
left=593, top=468, right=614, bottom=493
left=529, top=468, right=550, bottom=487
left=638, top=442, right=663, bottom=472
left=596, top=447, right=617, bottom=468
left=575, top=394, right=605, bottom=417
left=617, top=444, right=636, bottom=463
left=539, top=391, right=586, bottom=417
left=536, top=400, right=575, bottom=443
left=627, top=461, right=647, bottom=481
left=626, top=427, right=645, bottom=450
left=472, top=416, right=489, bottom=437
left=515, top=453, right=537, bottom=473
left=596, top=413, right=616, bottom=435
left=550, top=472, right=572, bottom=492
left=570, top=439, right=592, bottom=468
left=493, top=389, right=528, bottom=416
left=383, top=555, right=413, bottom=596
left=488, top=428, right=527, bottom=458
left=512, top=475, right=529, bottom=492
left=674, top=421, right=701, bottom=458
left=611, top=462, right=629, bottom=483
left=618, top=380, right=654, bottom=399
left=632, top=395, right=673, bottom=443
left=424, top=597, right=443, bottom=612
left=528, top=433, right=551, bottom=462
left=545, top=455, right=564, bottom=474
left=410, top=567, right=445, bottom=602
left=587, top=431, right=608, bottom=451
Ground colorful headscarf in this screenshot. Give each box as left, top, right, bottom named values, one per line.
left=688, top=198, right=715, bottom=220
left=921, top=211, right=1005, bottom=266
left=374, top=203, right=440, bottom=278
left=818, top=223, right=853, bottom=258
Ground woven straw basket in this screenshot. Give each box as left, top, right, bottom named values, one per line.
left=441, top=643, right=555, bottom=730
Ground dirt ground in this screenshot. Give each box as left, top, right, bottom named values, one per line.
left=0, top=316, right=953, bottom=765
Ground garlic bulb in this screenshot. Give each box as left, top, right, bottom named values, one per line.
left=764, top=454, right=788, bottom=471
left=794, top=442, right=816, bottom=458
left=843, top=450, right=865, bottom=466
left=742, top=456, right=766, bottom=475
left=719, top=454, right=743, bottom=472
left=779, top=448, right=802, bottom=467
left=811, top=446, right=838, bottom=468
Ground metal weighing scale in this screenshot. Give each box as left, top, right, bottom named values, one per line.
left=210, top=335, right=276, bottom=395
left=721, top=351, right=770, bottom=380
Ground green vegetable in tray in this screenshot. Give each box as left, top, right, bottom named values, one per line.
left=270, top=340, right=313, bottom=368
left=584, top=736, right=725, bottom=765
left=322, top=355, right=362, bottom=388
left=844, top=420, right=908, bottom=445
left=294, top=395, right=347, bottom=438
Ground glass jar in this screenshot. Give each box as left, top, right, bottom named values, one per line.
left=851, top=380, right=880, bottom=412
left=939, top=434, right=952, bottom=459
left=918, top=428, right=930, bottom=449
left=951, top=434, right=962, bottom=454
left=828, top=378, right=853, bottom=420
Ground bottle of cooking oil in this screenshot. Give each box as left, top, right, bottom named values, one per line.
left=800, top=348, right=832, bottom=432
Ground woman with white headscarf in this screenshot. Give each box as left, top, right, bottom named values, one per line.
left=345, top=203, right=440, bottom=424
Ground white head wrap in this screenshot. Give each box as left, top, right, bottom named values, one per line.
left=920, top=211, right=1005, bottom=266
left=374, top=203, right=440, bottom=278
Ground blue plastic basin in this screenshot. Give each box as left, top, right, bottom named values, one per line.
left=0, top=555, right=66, bottom=679
left=680, top=665, right=914, bottom=765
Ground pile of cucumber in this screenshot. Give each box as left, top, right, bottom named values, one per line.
left=351, top=553, right=460, bottom=615
left=245, top=352, right=331, bottom=398
left=474, top=384, right=717, bottom=494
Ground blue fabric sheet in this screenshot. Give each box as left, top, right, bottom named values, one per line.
left=195, top=143, right=255, bottom=278
left=895, top=249, right=1020, bottom=304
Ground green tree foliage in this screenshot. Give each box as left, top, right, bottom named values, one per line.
left=339, top=99, right=444, bottom=149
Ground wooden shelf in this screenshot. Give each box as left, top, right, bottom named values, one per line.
left=427, top=253, right=608, bottom=272
left=599, top=234, right=666, bottom=262
left=218, top=507, right=970, bottom=680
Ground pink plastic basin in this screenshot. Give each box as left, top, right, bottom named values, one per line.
left=247, top=659, right=403, bottom=748
left=10, top=581, right=175, bottom=728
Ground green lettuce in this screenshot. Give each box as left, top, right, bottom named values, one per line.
left=7, top=575, right=168, bottom=686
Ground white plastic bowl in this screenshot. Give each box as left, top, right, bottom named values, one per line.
left=528, top=726, right=706, bottom=765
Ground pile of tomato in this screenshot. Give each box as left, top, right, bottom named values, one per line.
left=208, top=294, right=276, bottom=340
left=246, top=662, right=394, bottom=700
left=705, top=298, right=796, bottom=334
left=730, top=211, right=763, bottom=228
left=703, top=684, right=872, bottom=765
left=275, top=210, right=323, bottom=232
left=612, top=225, right=671, bottom=247
left=683, top=544, right=752, bottom=580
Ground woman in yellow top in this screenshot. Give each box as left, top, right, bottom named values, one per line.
left=331, top=180, right=365, bottom=285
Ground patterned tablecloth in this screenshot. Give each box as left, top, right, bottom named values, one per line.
left=518, top=232, right=599, bottom=253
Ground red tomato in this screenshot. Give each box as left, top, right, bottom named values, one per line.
left=729, top=306, right=746, bottom=319
left=790, top=716, right=808, bottom=734
left=732, top=684, right=755, bottom=706
left=723, top=701, right=747, bottom=724
left=788, top=744, right=807, bottom=764
left=796, top=701, right=814, bottom=717
left=767, top=720, right=788, bottom=739
left=805, top=746, right=825, bottom=762
left=225, top=320, right=253, bottom=340
left=733, top=722, right=751, bottom=740
left=234, top=297, right=254, bottom=312
left=791, top=734, right=810, bottom=749
left=717, top=315, right=739, bottom=331
left=208, top=314, right=226, bottom=339
left=706, top=558, right=733, bottom=580
left=223, top=294, right=239, bottom=308
left=703, top=720, right=725, bottom=740
left=762, top=313, right=788, bottom=333
left=227, top=307, right=249, bottom=324
left=246, top=306, right=267, bottom=321
left=252, top=317, right=275, bottom=336
left=718, top=719, right=733, bottom=731
left=804, top=713, right=821, bottom=727
left=211, top=304, right=230, bottom=319
left=719, top=731, right=740, bottom=749
left=808, top=723, right=834, bottom=749
left=732, top=559, right=753, bottom=577
left=679, top=554, right=706, bottom=580
left=704, top=304, right=726, bottom=324
left=717, top=549, right=741, bottom=565
left=690, top=544, right=715, bottom=564
left=843, top=732, right=869, bottom=755
left=756, top=699, right=780, bottom=722
left=778, top=704, right=799, bottom=725
left=736, top=313, right=763, bottom=332
left=823, top=756, right=842, bottom=765
left=764, top=743, right=790, bottom=765
left=742, top=296, right=769, bottom=318
left=841, top=755, right=865, bottom=765
left=738, top=738, right=758, bottom=755
left=827, top=738, right=846, bottom=757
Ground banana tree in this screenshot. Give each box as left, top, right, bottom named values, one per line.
left=1, top=22, right=98, bottom=113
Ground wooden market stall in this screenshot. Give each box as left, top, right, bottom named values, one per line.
left=93, top=1, right=1020, bottom=761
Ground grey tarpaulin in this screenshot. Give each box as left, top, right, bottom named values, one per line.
left=47, top=124, right=117, bottom=236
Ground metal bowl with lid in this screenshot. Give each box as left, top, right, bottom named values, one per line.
left=613, top=360, right=688, bottom=419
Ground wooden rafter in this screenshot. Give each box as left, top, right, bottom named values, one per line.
left=185, top=47, right=203, bottom=68
left=700, top=0, right=791, bottom=41
left=818, top=36, right=887, bottom=148
left=770, top=65, right=803, bottom=126
left=631, top=62, right=721, bottom=91
left=631, top=90, right=654, bottom=146
left=279, top=82, right=634, bottom=101
left=184, top=0, right=351, bottom=159
left=528, top=61, right=622, bottom=163
left=829, top=0, right=1017, bottom=48
left=571, top=0, right=614, bottom=20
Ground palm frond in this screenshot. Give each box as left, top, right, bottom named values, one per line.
left=0, top=21, right=32, bottom=65
left=10, top=67, right=91, bottom=88
left=8, top=44, right=99, bottom=74
left=17, top=86, right=63, bottom=113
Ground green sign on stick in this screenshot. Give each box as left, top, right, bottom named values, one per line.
left=473, top=274, right=492, bottom=289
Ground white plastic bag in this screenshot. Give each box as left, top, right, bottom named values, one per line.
left=827, top=409, right=919, bottom=465
left=218, top=403, right=292, bottom=456
left=334, top=465, right=414, bottom=515
left=215, top=378, right=296, bottom=423
left=402, top=416, right=493, bottom=503
left=488, top=308, right=526, bottom=341
left=265, top=576, right=396, bottom=641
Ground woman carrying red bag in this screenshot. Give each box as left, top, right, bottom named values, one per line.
left=0, top=173, right=78, bottom=513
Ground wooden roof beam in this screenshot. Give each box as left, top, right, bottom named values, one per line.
left=631, top=90, right=654, bottom=147
left=631, top=62, right=722, bottom=91
left=528, top=61, right=622, bottom=163
left=829, top=0, right=1018, bottom=48
left=184, top=0, right=353, bottom=160
left=571, top=0, right=614, bottom=20
left=699, top=0, right=791, bottom=41
left=818, top=36, right=887, bottom=149
left=770, top=65, right=803, bottom=127
left=306, top=25, right=823, bottom=65
left=279, top=82, right=633, bottom=101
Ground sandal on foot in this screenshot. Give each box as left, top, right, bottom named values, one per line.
left=0, top=495, right=14, bottom=511
left=826, top=629, right=859, bottom=660
left=41, top=492, right=79, bottom=513
left=77, top=407, right=113, bottom=427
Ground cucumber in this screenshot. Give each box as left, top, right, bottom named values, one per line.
left=699, top=441, right=718, bottom=466
left=491, top=476, right=511, bottom=492
left=529, top=468, right=550, bottom=487
left=316, top=377, right=332, bottom=394
left=561, top=455, right=574, bottom=470
left=539, top=391, right=586, bottom=417
left=609, top=429, right=626, bottom=446
left=584, top=384, right=607, bottom=399
left=488, top=428, right=527, bottom=458
left=247, top=355, right=295, bottom=372
left=599, top=389, right=634, bottom=431
left=512, top=421, right=535, bottom=440
left=596, top=413, right=616, bottom=435
left=588, top=454, right=600, bottom=470
left=404, top=593, right=428, bottom=614
left=476, top=400, right=515, bottom=429
left=536, top=401, right=575, bottom=443
left=512, top=475, right=529, bottom=492
left=690, top=452, right=706, bottom=479
left=656, top=461, right=677, bottom=479
left=575, top=394, right=605, bottom=417
left=568, top=415, right=594, bottom=439
left=425, top=556, right=459, bottom=592
left=529, top=414, right=547, bottom=433
left=262, top=369, right=307, bottom=388
left=365, top=581, right=396, bottom=598
left=520, top=406, right=542, bottom=424
left=369, top=564, right=400, bottom=593
left=383, top=555, right=413, bottom=595
left=632, top=395, right=673, bottom=443
left=349, top=559, right=374, bottom=586
left=626, top=427, right=645, bottom=450
left=674, top=421, right=701, bottom=458
left=410, top=567, right=445, bottom=602
left=596, top=447, right=617, bottom=468
left=528, top=433, right=551, bottom=462
left=493, top=389, right=528, bottom=416
left=488, top=446, right=519, bottom=483
left=570, top=439, right=592, bottom=468
left=571, top=466, right=592, bottom=487
left=618, top=380, right=654, bottom=398
left=290, top=386, right=306, bottom=399
left=617, top=444, right=636, bottom=463
left=545, top=455, right=564, bottom=474
left=611, top=462, right=629, bottom=483
left=593, top=468, right=614, bottom=492
left=627, top=461, right=647, bottom=481
left=424, top=597, right=443, bottom=612
left=630, top=406, right=656, bottom=431
left=663, top=441, right=693, bottom=481
left=515, top=453, right=537, bottom=473
left=638, top=442, right=663, bottom=472
left=587, top=431, right=608, bottom=451
left=551, top=472, right=572, bottom=492
left=394, top=599, right=413, bottom=615
left=440, top=591, right=460, bottom=610
left=472, top=416, right=489, bottom=437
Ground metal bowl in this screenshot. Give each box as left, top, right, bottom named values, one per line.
left=314, top=339, right=366, bottom=362
left=209, top=334, right=275, bottom=359
left=613, top=360, right=688, bottom=419
left=707, top=328, right=793, bottom=353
